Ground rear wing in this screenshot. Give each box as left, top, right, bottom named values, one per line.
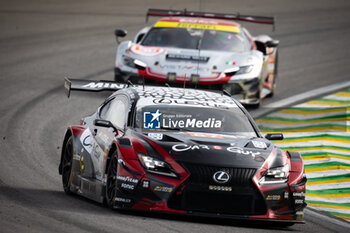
left=64, top=77, right=127, bottom=98
left=64, top=77, right=232, bottom=98
left=146, top=8, right=275, bottom=29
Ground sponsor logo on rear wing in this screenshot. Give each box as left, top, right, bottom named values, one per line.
left=147, top=8, right=275, bottom=30
left=64, top=77, right=126, bottom=98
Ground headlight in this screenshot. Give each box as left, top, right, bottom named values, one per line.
left=259, top=164, right=290, bottom=185
left=236, top=65, right=253, bottom=75
left=138, top=153, right=178, bottom=178
left=123, top=56, right=136, bottom=68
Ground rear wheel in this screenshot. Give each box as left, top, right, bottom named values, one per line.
left=105, top=151, right=118, bottom=208
left=61, top=136, right=74, bottom=194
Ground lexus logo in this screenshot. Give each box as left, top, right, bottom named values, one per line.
left=213, top=171, right=230, bottom=184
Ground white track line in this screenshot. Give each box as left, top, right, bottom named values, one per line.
left=252, top=80, right=350, bottom=119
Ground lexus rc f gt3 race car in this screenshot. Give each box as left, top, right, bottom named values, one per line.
left=59, top=78, right=306, bottom=225
left=114, top=9, right=279, bottom=106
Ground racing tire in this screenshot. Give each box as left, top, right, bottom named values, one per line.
left=250, top=101, right=260, bottom=109
left=105, top=151, right=119, bottom=209
left=250, top=90, right=261, bottom=108
left=61, top=136, right=74, bottom=194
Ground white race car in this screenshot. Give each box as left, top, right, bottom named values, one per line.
left=114, top=9, right=279, bottom=107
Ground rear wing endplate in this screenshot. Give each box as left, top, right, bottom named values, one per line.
left=146, top=8, right=275, bottom=30
left=64, top=77, right=127, bottom=98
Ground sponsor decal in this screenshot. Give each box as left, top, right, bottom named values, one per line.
left=179, top=18, right=220, bottom=25
left=227, top=147, right=261, bottom=158
left=172, top=144, right=210, bottom=152
left=154, top=63, right=211, bottom=71
left=163, top=117, right=221, bottom=129
left=213, top=171, right=230, bottom=184
left=143, top=109, right=222, bottom=129
left=266, top=195, right=281, bottom=201
left=296, top=211, right=304, bottom=215
left=284, top=192, right=289, bottom=199
left=81, top=130, right=93, bottom=154
left=293, top=192, right=305, bottom=197
left=121, top=183, right=135, bottom=190
left=117, top=175, right=138, bottom=184
left=115, top=197, right=132, bottom=203
left=295, top=199, right=304, bottom=204
left=80, top=129, right=104, bottom=180
left=130, top=45, right=164, bottom=56
left=153, top=99, right=172, bottom=104
left=171, top=144, right=261, bottom=159
left=142, top=180, right=150, bottom=188
left=82, top=82, right=125, bottom=89
left=143, top=110, right=162, bottom=129
left=79, top=155, right=85, bottom=174
left=154, top=21, right=240, bottom=33
left=252, top=140, right=267, bottom=149
left=153, top=186, right=173, bottom=193
left=147, top=133, right=163, bottom=140
left=151, top=98, right=236, bottom=109
left=209, top=185, right=232, bottom=192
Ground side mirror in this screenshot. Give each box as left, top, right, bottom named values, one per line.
left=265, top=133, right=283, bottom=140
left=114, top=29, right=127, bottom=38
left=266, top=40, right=279, bottom=48
left=114, top=29, right=127, bottom=44
left=134, top=59, right=147, bottom=70
left=254, top=40, right=267, bottom=55
left=94, top=119, right=118, bottom=133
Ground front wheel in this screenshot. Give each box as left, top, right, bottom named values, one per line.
left=105, top=151, right=119, bottom=208
left=61, top=136, right=74, bottom=194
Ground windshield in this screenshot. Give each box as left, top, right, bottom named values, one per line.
left=136, top=105, right=257, bottom=136
left=141, top=28, right=250, bottom=53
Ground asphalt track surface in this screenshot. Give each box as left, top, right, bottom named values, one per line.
left=1, top=0, right=350, bottom=232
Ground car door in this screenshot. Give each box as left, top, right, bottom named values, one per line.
left=91, top=94, right=130, bottom=181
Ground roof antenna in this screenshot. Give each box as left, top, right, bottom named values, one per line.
left=142, top=74, right=145, bottom=91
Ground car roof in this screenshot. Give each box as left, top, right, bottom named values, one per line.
left=116, top=86, right=239, bottom=109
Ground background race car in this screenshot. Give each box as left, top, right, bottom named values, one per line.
left=59, top=79, right=306, bottom=225
left=114, top=9, right=279, bottom=106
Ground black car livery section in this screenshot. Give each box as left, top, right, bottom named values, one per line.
left=60, top=78, right=306, bottom=225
